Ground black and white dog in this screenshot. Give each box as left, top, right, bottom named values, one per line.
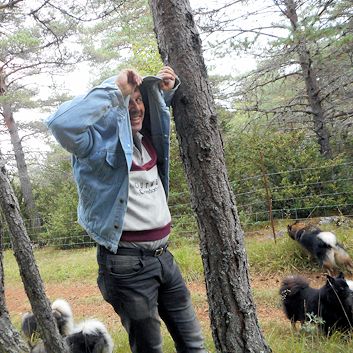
left=22, top=298, right=74, bottom=339
left=280, top=272, right=353, bottom=334
left=22, top=299, right=113, bottom=353
left=64, top=319, right=114, bottom=353
left=287, top=221, right=353, bottom=274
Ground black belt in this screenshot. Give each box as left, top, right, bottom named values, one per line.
left=98, top=244, right=168, bottom=257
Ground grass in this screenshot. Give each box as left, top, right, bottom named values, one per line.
left=4, top=220, right=353, bottom=352
left=264, top=322, right=353, bottom=353
left=252, top=287, right=281, bottom=309
left=246, top=235, right=314, bottom=274
left=4, top=247, right=98, bottom=285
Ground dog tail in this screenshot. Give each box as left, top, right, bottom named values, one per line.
left=346, top=279, right=353, bottom=291
left=51, top=298, right=74, bottom=336
left=21, top=312, right=37, bottom=339
left=317, top=231, right=337, bottom=248
left=334, top=244, right=353, bottom=273
left=72, top=319, right=114, bottom=353
left=316, top=231, right=353, bottom=273
left=280, top=275, right=309, bottom=297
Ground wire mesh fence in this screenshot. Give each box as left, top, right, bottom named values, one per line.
left=1, top=162, right=352, bottom=249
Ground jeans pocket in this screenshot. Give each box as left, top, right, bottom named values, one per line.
left=107, top=255, right=144, bottom=278
left=97, top=270, right=110, bottom=302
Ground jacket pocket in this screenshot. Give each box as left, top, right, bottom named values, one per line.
left=78, top=184, right=96, bottom=218
left=105, top=151, right=119, bottom=168
left=81, top=150, right=120, bottom=185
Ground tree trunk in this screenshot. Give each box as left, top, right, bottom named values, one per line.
left=0, top=213, right=30, bottom=353
left=283, top=0, right=332, bottom=158
left=149, top=1, right=271, bottom=352
left=0, top=152, right=69, bottom=353
left=0, top=68, right=41, bottom=236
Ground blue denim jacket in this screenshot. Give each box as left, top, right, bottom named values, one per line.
left=46, top=75, right=179, bottom=253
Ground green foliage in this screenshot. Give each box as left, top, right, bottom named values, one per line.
left=301, top=313, right=325, bottom=335
left=82, top=0, right=162, bottom=82
left=168, top=121, right=196, bottom=236
left=0, top=87, right=40, bottom=111
left=170, top=213, right=197, bottom=240
left=224, top=127, right=353, bottom=222
left=170, top=122, right=188, bottom=195
left=33, top=145, right=85, bottom=247
left=3, top=29, right=41, bottom=52
left=39, top=182, right=86, bottom=248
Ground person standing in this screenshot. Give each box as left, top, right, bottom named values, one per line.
left=46, top=66, right=207, bottom=353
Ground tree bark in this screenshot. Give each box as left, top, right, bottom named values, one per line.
left=0, top=152, right=69, bottom=353
left=149, top=1, right=271, bottom=352
left=0, top=68, right=41, bottom=236
left=283, top=0, right=332, bottom=158
left=0, top=212, right=30, bottom=353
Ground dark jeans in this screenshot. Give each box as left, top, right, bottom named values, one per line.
left=97, top=245, right=207, bottom=353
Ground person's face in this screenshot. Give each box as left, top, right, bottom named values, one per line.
left=128, top=88, right=145, bottom=135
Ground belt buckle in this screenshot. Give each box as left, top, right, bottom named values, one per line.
left=154, top=247, right=164, bottom=257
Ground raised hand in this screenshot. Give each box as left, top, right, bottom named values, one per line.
left=116, top=69, right=143, bottom=97
left=157, top=66, right=177, bottom=92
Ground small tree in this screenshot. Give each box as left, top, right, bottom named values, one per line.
left=0, top=150, right=69, bottom=353
left=0, top=211, right=29, bottom=352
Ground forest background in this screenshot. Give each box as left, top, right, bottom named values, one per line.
left=1, top=0, right=352, bottom=246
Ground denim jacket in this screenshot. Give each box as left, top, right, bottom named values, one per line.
left=46, top=75, right=179, bottom=253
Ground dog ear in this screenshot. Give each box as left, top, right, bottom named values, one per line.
left=326, top=274, right=334, bottom=284
left=287, top=225, right=291, bottom=231
left=338, top=272, right=345, bottom=279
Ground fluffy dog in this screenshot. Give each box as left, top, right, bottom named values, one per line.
left=65, top=319, right=114, bottom=353
left=280, top=272, right=353, bottom=334
left=22, top=299, right=113, bottom=353
left=287, top=221, right=353, bottom=274
left=22, top=298, right=74, bottom=339
left=31, top=319, right=114, bottom=353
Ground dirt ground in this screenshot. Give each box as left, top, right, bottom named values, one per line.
left=5, top=271, right=327, bottom=330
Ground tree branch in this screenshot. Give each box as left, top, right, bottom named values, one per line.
left=0, top=0, right=23, bottom=10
